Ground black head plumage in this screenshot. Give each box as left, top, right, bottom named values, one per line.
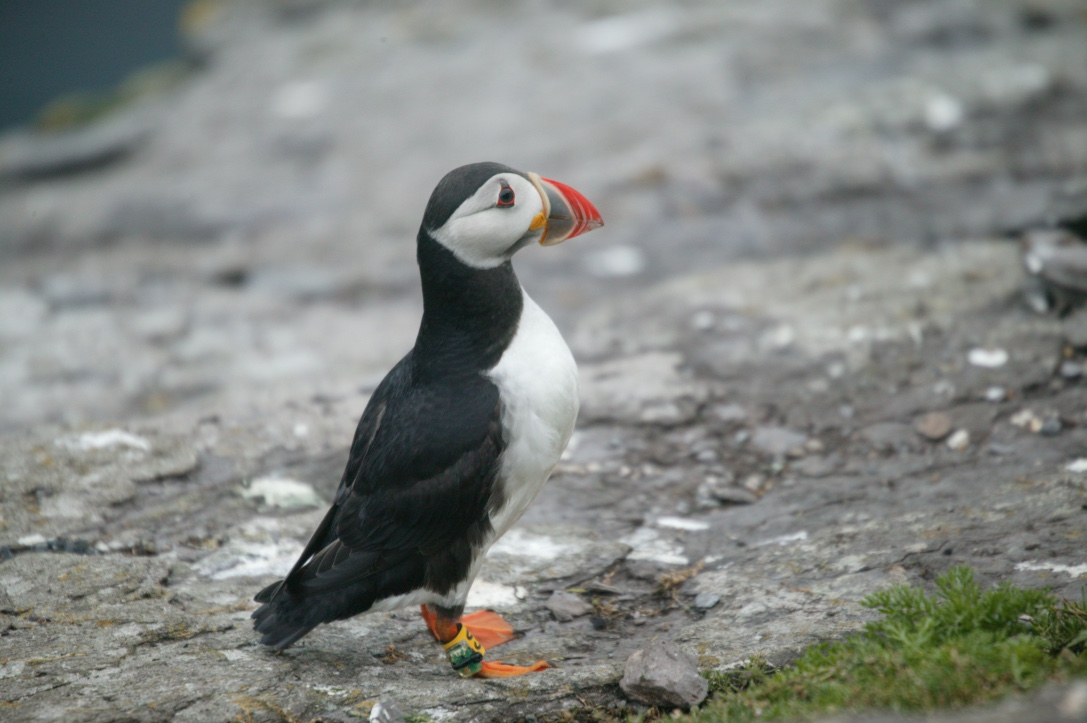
left=420, top=162, right=524, bottom=232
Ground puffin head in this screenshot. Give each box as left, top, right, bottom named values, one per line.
left=422, top=162, right=604, bottom=269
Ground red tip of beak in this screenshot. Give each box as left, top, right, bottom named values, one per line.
left=539, top=176, right=604, bottom=244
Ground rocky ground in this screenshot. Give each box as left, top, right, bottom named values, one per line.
left=2, top=1, right=1086, bottom=721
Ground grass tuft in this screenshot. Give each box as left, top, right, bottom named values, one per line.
left=681, top=567, right=1087, bottom=722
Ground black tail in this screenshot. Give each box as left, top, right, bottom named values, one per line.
left=251, top=554, right=427, bottom=650
left=251, top=591, right=323, bottom=650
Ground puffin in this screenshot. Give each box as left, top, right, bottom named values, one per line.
left=252, top=162, right=603, bottom=678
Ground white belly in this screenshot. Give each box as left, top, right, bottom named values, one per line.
left=485, top=289, right=579, bottom=540
left=374, top=290, right=578, bottom=613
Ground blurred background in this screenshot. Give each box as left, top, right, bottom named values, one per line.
left=1, top=0, right=1085, bottom=433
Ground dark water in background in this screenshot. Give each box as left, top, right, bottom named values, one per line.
left=0, top=0, right=189, bottom=131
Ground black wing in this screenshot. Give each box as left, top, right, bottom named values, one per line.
left=252, top=353, right=505, bottom=648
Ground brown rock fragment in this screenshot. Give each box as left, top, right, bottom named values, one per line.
left=914, top=411, right=952, bottom=441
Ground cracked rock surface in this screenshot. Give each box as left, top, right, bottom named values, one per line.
left=2, top=1, right=1086, bottom=721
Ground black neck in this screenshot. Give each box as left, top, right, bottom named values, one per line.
left=412, top=231, right=523, bottom=382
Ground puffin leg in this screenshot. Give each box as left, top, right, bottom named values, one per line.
left=420, top=605, right=551, bottom=678
left=420, top=606, right=517, bottom=648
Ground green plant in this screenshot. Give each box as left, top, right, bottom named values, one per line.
left=683, top=567, right=1087, bottom=722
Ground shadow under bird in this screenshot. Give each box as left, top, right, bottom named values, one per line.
left=252, top=162, right=604, bottom=677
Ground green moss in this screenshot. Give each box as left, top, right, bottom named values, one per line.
left=35, top=61, right=191, bottom=132
left=683, top=567, right=1087, bottom=722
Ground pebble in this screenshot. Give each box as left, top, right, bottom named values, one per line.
left=1067, top=459, right=1087, bottom=474
left=240, top=476, right=323, bottom=508
left=1039, top=416, right=1062, bottom=436
left=791, top=454, right=841, bottom=478
left=946, top=429, right=970, bottom=451
left=693, top=592, right=720, bottom=610
left=1010, top=408, right=1041, bottom=429
left=984, top=386, right=1006, bottom=402
left=690, top=310, right=715, bottom=331
left=713, top=403, right=747, bottom=423
left=750, top=426, right=808, bottom=456
left=968, top=347, right=1008, bottom=368
left=924, top=92, right=964, bottom=132
left=368, top=700, right=407, bottom=723
left=1058, top=360, right=1083, bottom=380
left=620, top=644, right=708, bottom=709
left=546, top=590, right=593, bottom=622
left=914, top=411, right=952, bottom=441
left=1059, top=681, right=1087, bottom=718
left=696, top=478, right=757, bottom=507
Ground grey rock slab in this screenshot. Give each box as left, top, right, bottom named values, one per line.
left=579, top=352, right=712, bottom=425
left=620, top=643, right=708, bottom=709
left=483, top=526, right=631, bottom=586
left=0, top=105, right=156, bottom=180
left=0, top=428, right=199, bottom=547
left=546, top=590, right=593, bottom=622
left=693, top=592, right=720, bottom=610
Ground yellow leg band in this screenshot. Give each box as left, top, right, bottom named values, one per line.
left=442, top=623, right=485, bottom=677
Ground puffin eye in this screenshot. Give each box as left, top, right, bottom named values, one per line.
left=496, top=182, right=515, bottom=208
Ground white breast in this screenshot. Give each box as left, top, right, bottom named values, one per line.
left=369, top=291, right=578, bottom=615
left=485, top=289, right=579, bottom=540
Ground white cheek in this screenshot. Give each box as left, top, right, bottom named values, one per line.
left=436, top=206, right=539, bottom=269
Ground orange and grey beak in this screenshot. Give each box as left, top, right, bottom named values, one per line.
left=527, top=172, right=604, bottom=246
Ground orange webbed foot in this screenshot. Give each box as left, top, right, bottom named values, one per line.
left=459, top=610, right=517, bottom=648
left=477, top=660, right=552, bottom=678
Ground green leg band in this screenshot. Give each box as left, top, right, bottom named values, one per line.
left=442, top=623, right=485, bottom=678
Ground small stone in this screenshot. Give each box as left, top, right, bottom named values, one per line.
left=620, top=644, right=708, bottom=709
left=241, top=476, right=323, bottom=508
left=546, top=591, right=593, bottom=622
left=696, top=479, right=757, bottom=507
left=368, top=700, right=407, bottom=723
left=1058, top=360, right=1083, bottom=380
left=1039, top=416, right=1062, bottom=436
left=1059, top=680, right=1087, bottom=718
left=1067, top=459, right=1087, bottom=474
left=791, top=454, right=841, bottom=478
left=968, top=347, right=1008, bottom=368
left=693, top=592, right=720, bottom=610
left=1010, top=409, right=1039, bottom=428
left=696, top=471, right=753, bottom=506
left=914, top=411, right=952, bottom=441
left=985, top=386, right=1006, bottom=402
left=750, top=426, right=807, bottom=456
left=690, top=310, right=715, bottom=331
left=946, top=429, right=970, bottom=451
left=712, top=403, right=747, bottom=423
left=860, top=422, right=915, bottom=452
left=924, top=92, right=964, bottom=132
